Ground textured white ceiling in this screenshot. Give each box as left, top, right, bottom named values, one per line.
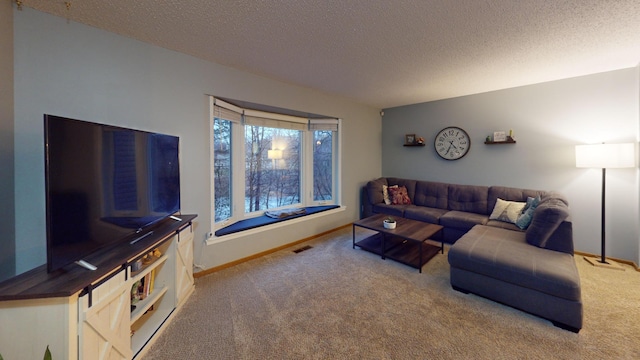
left=21, top=0, right=640, bottom=109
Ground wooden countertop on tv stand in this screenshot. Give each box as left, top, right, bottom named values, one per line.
left=0, top=214, right=197, bottom=301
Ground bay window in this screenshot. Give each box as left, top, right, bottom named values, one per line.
left=211, top=97, right=340, bottom=232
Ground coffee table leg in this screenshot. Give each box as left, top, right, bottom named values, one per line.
left=419, top=241, right=423, bottom=273
left=381, top=233, right=386, bottom=259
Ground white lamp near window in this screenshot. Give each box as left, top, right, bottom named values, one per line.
left=267, top=149, right=283, bottom=160
left=575, top=142, right=635, bottom=270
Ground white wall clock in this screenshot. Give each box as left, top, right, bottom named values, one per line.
left=434, top=126, right=470, bottom=160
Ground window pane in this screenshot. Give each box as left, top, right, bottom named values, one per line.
left=313, top=131, right=333, bottom=201
left=214, top=118, right=232, bottom=222
left=245, top=126, right=301, bottom=212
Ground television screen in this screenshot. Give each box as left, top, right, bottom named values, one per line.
left=44, top=115, right=180, bottom=272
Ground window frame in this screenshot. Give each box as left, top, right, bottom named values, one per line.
left=209, top=97, right=341, bottom=236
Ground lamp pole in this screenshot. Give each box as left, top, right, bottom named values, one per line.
left=600, top=167, right=607, bottom=264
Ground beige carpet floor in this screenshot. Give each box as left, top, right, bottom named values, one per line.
left=142, top=226, right=640, bottom=359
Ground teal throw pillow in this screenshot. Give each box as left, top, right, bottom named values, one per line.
left=515, top=195, right=541, bottom=230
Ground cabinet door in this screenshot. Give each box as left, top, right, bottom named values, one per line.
left=175, top=226, right=195, bottom=306
left=79, top=270, right=133, bottom=360
left=0, top=296, right=77, bottom=360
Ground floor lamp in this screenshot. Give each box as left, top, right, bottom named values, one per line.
left=575, top=143, right=635, bottom=270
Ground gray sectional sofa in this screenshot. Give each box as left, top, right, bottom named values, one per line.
left=361, top=177, right=582, bottom=332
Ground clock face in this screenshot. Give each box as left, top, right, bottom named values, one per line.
left=434, top=127, right=470, bottom=160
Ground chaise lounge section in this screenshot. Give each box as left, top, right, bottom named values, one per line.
left=361, top=177, right=582, bottom=332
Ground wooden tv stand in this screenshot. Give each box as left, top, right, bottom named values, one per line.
left=0, top=214, right=197, bottom=360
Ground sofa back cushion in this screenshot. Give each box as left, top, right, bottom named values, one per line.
left=366, top=177, right=388, bottom=205
left=541, top=191, right=570, bottom=206
left=413, top=181, right=449, bottom=209
left=448, top=184, right=489, bottom=214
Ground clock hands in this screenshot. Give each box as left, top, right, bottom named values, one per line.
left=446, top=140, right=458, bottom=156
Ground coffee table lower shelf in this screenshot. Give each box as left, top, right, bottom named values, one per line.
left=354, top=234, right=441, bottom=272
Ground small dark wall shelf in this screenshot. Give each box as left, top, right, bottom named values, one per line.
left=484, top=140, right=516, bottom=144
left=403, top=143, right=426, bottom=147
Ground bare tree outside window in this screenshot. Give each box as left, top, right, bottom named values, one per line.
left=213, top=118, right=231, bottom=222
left=245, top=125, right=301, bottom=212
left=313, top=130, right=333, bottom=201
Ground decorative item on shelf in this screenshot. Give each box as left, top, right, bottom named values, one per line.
left=141, top=254, right=152, bottom=265
left=141, top=248, right=162, bottom=265
left=485, top=129, right=516, bottom=144
left=405, top=134, right=416, bottom=144
left=131, top=259, right=142, bottom=272
left=383, top=216, right=396, bottom=229
left=404, top=134, right=425, bottom=146
left=493, top=131, right=507, bottom=142
left=131, top=280, right=143, bottom=305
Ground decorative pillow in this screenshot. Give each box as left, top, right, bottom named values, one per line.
left=388, top=186, right=411, bottom=205
left=383, top=184, right=398, bottom=205
left=489, top=198, right=526, bottom=224
left=515, top=195, right=541, bottom=230
left=525, top=198, right=569, bottom=247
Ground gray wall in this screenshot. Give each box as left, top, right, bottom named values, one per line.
left=382, top=68, right=640, bottom=264
left=0, top=1, right=15, bottom=282
left=8, top=8, right=381, bottom=278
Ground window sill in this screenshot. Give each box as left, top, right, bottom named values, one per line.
left=206, top=205, right=345, bottom=245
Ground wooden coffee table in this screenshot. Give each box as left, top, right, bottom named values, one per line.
left=352, top=214, right=443, bottom=273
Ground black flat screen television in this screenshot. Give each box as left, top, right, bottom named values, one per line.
left=44, top=114, right=180, bottom=272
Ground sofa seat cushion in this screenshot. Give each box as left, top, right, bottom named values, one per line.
left=485, top=219, right=522, bottom=231
left=372, top=203, right=407, bottom=217
left=439, top=210, right=489, bottom=230
left=448, top=225, right=581, bottom=301
left=404, top=205, right=449, bottom=224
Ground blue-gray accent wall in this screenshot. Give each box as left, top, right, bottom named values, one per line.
left=0, top=1, right=15, bottom=282
left=382, top=68, right=640, bottom=264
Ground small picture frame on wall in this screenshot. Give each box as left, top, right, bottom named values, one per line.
left=405, top=134, right=416, bottom=144
left=493, top=131, right=506, bottom=142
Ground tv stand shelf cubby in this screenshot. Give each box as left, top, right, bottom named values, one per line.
left=0, top=214, right=197, bottom=360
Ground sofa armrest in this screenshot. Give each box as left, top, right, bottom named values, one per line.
left=361, top=186, right=374, bottom=218
left=543, top=220, right=574, bottom=255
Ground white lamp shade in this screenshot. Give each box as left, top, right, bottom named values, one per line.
left=575, top=143, right=635, bottom=168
